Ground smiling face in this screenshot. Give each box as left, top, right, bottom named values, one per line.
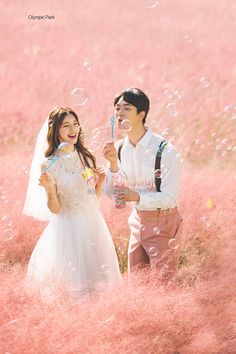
left=58, top=113, right=80, bottom=146
left=114, top=96, right=145, bottom=131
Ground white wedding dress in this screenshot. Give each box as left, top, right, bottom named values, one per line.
left=25, top=149, right=121, bottom=298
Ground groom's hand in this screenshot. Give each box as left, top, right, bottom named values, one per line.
left=123, top=187, right=140, bottom=203
left=102, top=141, right=118, bottom=172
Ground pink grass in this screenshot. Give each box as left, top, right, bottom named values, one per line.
left=1, top=0, right=236, bottom=353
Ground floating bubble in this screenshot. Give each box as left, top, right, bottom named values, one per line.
left=57, top=142, right=72, bottom=157
left=195, top=139, right=200, bottom=145
left=140, top=224, right=145, bottom=231
left=166, top=103, right=179, bottom=116
left=92, top=128, right=102, bottom=136
left=88, top=238, right=94, bottom=247
left=70, top=87, right=89, bottom=106
left=231, top=113, right=236, bottom=120
left=153, top=227, right=160, bottom=235
left=184, top=34, right=192, bottom=43
left=89, top=280, right=96, bottom=290
left=223, top=104, right=236, bottom=119
left=145, top=0, right=159, bottom=8
left=83, top=61, right=92, bottom=72
left=215, top=145, right=222, bottom=152
left=1, top=215, right=11, bottom=224
left=22, top=166, right=28, bottom=174
left=173, top=90, right=182, bottom=101
left=90, top=138, right=101, bottom=151
left=163, top=89, right=172, bottom=99
left=119, top=119, right=132, bottom=131
left=200, top=77, right=210, bottom=88
left=101, top=264, right=109, bottom=275
left=200, top=216, right=210, bottom=228
left=154, top=169, right=161, bottom=178
left=221, top=138, right=228, bottom=145
left=67, top=262, right=77, bottom=272
left=223, top=105, right=231, bottom=112
left=162, top=128, right=171, bottom=137
left=3, top=229, right=14, bottom=240
left=164, top=90, right=182, bottom=102
left=118, top=244, right=126, bottom=255
left=145, top=148, right=155, bottom=160
left=168, top=238, right=179, bottom=249
left=149, top=247, right=158, bottom=257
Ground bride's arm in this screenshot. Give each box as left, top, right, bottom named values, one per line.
left=39, top=173, right=61, bottom=213
left=94, top=166, right=106, bottom=198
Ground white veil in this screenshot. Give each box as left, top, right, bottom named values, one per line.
left=22, top=117, right=52, bottom=221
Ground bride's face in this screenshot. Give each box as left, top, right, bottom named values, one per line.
left=58, top=114, right=80, bottom=145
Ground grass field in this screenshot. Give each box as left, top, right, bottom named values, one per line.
left=0, top=0, right=235, bottom=353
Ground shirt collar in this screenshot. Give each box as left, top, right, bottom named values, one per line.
left=125, top=128, right=153, bottom=149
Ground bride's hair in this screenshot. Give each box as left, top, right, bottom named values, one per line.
left=45, top=107, right=96, bottom=169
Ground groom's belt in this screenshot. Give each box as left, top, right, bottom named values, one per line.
left=136, top=207, right=178, bottom=216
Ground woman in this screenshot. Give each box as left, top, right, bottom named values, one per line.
left=24, top=107, right=121, bottom=298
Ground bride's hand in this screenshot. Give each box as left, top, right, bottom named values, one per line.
left=95, top=166, right=106, bottom=184
left=39, top=172, right=55, bottom=188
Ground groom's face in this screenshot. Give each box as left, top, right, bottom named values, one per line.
left=114, top=97, right=145, bottom=131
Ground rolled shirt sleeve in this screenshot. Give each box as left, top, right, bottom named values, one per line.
left=136, top=146, right=182, bottom=210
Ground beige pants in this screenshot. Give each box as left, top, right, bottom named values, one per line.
left=128, top=208, right=183, bottom=278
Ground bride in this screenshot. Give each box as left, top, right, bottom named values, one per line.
left=23, top=107, right=121, bottom=298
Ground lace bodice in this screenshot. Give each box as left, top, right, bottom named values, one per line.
left=41, top=150, right=99, bottom=212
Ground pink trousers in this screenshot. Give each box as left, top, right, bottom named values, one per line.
left=128, top=208, right=183, bottom=277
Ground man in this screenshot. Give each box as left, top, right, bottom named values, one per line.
left=103, top=88, right=183, bottom=279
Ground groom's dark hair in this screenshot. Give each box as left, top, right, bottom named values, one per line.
left=114, top=88, right=150, bottom=125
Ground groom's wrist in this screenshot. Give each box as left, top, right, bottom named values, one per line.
left=110, top=161, right=118, bottom=172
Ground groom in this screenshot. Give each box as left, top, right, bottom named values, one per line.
left=103, top=88, right=183, bottom=279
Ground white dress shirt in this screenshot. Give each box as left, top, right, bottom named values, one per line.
left=105, top=128, right=182, bottom=211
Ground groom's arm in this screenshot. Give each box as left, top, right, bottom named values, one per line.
left=102, top=141, right=126, bottom=198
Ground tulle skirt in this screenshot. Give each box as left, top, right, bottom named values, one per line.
left=25, top=206, right=121, bottom=299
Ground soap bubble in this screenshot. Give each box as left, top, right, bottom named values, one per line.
left=101, top=264, right=109, bottom=275
left=57, top=142, right=72, bottom=156
left=83, top=61, right=92, bottom=72
left=69, top=87, right=89, bottom=106
left=145, top=0, right=159, bottom=8
left=168, top=238, right=179, bottom=250
left=184, top=34, right=192, bottom=43
left=140, top=224, right=145, bottom=231
left=1, top=215, right=11, bottom=224
left=149, top=247, right=158, bottom=257
left=200, top=77, right=210, bottom=88
left=153, top=227, right=161, bottom=235
left=162, top=128, right=171, bottom=138
left=119, top=119, right=132, bottom=131
left=200, top=216, right=210, bottom=228
left=166, top=103, right=179, bottom=116
left=3, top=229, right=14, bottom=240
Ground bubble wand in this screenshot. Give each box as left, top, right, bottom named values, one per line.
left=41, top=142, right=70, bottom=174
left=110, top=116, right=116, bottom=141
